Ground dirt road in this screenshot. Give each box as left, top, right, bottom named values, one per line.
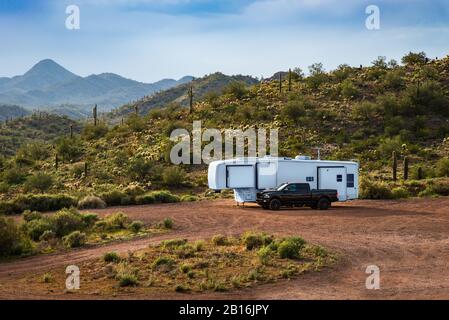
left=1, top=197, right=449, bottom=299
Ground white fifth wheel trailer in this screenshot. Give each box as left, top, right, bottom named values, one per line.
left=208, top=156, right=359, bottom=203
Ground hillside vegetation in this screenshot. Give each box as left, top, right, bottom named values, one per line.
left=1, top=52, right=449, bottom=212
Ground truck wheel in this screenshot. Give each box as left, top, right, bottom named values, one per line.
left=269, top=199, right=281, bottom=211
left=317, top=198, right=330, bottom=210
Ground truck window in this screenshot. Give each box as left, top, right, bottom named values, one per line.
left=347, top=174, right=354, bottom=188
left=284, top=184, right=297, bottom=192
left=295, top=184, right=310, bottom=193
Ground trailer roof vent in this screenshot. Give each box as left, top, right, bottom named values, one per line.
left=295, top=155, right=311, bottom=160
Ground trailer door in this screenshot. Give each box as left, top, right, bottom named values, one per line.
left=226, top=165, right=255, bottom=188
left=257, top=162, right=277, bottom=190
left=318, top=167, right=347, bottom=201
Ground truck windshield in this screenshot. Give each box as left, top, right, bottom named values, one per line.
left=276, top=183, right=288, bottom=191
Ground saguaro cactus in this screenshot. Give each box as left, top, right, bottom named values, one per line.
left=134, top=105, right=139, bottom=115
left=279, top=73, right=282, bottom=93
left=55, top=154, right=59, bottom=170
left=417, top=166, right=423, bottom=180
left=392, top=151, right=397, bottom=181
left=288, top=68, right=292, bottom=92
left=70, top=124, right=73, bottom=138
left=188, top=86, right=194, bottom=114
left=403, top=157, right=409, bottom=180
left=84, top=162, right=88, bottom=177
left=93, top=104, right=98, bottom=126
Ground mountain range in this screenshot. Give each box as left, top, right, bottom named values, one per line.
left=0, top=59, right=193, bottom=117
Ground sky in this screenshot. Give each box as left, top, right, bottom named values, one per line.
left=0, top=0, right=448, bottom=83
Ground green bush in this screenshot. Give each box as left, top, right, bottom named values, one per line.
left=257, top=246, right=273, bottom=265
left=277, top=237, right=305, bottom=259
left=77, top=195, right=106, bottom=210
left=151, top=190, right=180, bottom=203
left=0, top=182, right=9, bottom=194
left=127, top=157, right=153, bottom=181
left=162, top=217, right=173, bottom=229
left=52, top=208, right=85, bottom=237
left=0, top=194, right=78, bottom=215
left=117, top=273, right=138, bottom=287
left=82, top=123, right=109, bottom=140
left=222, top=81, right=248, bottom=99
left=162, top=167, right=186, bottom=186
left=212, top=235, right=229, bottom=246
left=281, top=99, right=306, bottom=124
left=23, top=210, right=43, bottom=222
left=180, top=195, right=198, bottom=202
left=99, top=190, right=128, bottom=207
left=103, top=251, right=121, bottom=263
left=39, top=230, right=56, bottom=242
left=81, top=213, right=99, bottom=228
left=391, top=187, right=410, bottom=199
left=1, top=167, right=26, bottom=185
left=96, top=212, right=130, bottom=231
left=359, top=179, right=393, bottom=199
left=339, top=79, right=359, bottom=98
left=62, top=231, right=86, bottom=248
left=152, top=256, right=175, bottom=269
left=0, top=216, right=29, bottom=257
left=25, top=218, right=55, bottom=241
left=421, top=181, right=449, bottom=197
left=436, top=158, right=449, bottom=177
left=135, top=193, right=155, bottom=205
left=128, top=221, right=144, bottom=233
left=55, top=137, right=83, bottom=162
left=24, top=173, right=53, bottom=193
left=162, top=238, right=187, bottom=249
left=242, top=232, right=273, bottom=250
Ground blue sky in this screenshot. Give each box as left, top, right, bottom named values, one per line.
left=0, top=0, right=448, bottom=82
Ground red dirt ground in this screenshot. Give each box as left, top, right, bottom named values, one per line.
left=1, top=197, right=449, bottom=299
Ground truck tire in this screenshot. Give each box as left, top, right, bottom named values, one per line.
left=317, top=197, right=330, bottom=210
left=269, top=199, right=281, bottom=211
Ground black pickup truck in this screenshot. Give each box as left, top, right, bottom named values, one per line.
left=256, top=183, right=338, bottom=210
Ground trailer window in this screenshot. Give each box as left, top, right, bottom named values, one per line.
left=306, top=177, right=314, bottom=182
left=336, top=174, right=343, bottom=182
left=347, top=174, right=354, bottom=188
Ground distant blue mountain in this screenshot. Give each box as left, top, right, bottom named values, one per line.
left=0, top=59, right=193, bottom=116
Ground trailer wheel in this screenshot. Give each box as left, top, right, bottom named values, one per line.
left=269, top=199, right=281, bottom=210
left=317, top=198, right=330, bottom=210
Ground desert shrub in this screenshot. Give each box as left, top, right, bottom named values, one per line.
left=162, top=238, right=187, bottom=249
left=62, top=231, right=86, bottom=248
left=42, top=273, right=53, bottom=283
left=135, top=193, right=155, bottom=205
left=162, top=217, right=173, bottom=229
left=0, top=182, right=9, bottom=194
left=99, top=190, right=128, bottom=206
left=193, top=240, right=204, bottom=252
left=281, top=99, right=306, bottom=124
left=391, top=187, right=410, bottom=199
left=383, top=69, right=405, bottom=89
left=359, top=179, right=393, bottom=199
left=179, top=263, right=191, bottom=274
left=39, top=230, right=56, bottom=242
left=352, top=101, right=379, bottom=121
left=242, top=232, right=273, bottom=250
left=436, top=158, right=449, bottom=177
left=152, top=256, right=175, bottom=270
left=25, top=218, right=55, bottom=241
left=339, top=79, right=359, bottom=99
left=180, top=194, right=198, bottom=202
left=55, top=137, right=83, bottom=162
left=125, top=114, right=146, bottom=132
left=257, top=246, right=273, bottom=265
left=212, top=235, right=229, bottom=246
left=103, top=251, right=121, bottom=263
left=401, top=51, right=427, bottom=66
left=23, top=210, right=43, bottom=222
left=222, top=81, right=248, bottom=99
left=127, top=157, right=152, bottom=181
left=117, top=272, right=138, bottom=287
left=24, top=173, right=53, bottom=192
left=277, top=237, right=305, bottom=259
left=128, top=221, right=144, bottom=233
left=17, top=142, right=50, bottom=161
left=4, top=194, right=78, bottom=214
left=77, top=195, right=106, bottom=210
left=52, top=208, right=85, bottom=237
left=1, top=167, right=26, bottom=185
left=162, top=167, right=186, bottom=187
left=81, top=213, right=99, bottom=228
left=149, top=190, right=179, bottom=203
left=0, top=216, right=29, bottom=257
left=82, top=123, right=109, bottom=140
left=123, top=185, right=145, bottom=197
left=96, top=212, right=130, bottom=231
left=306, top=63, right=328, bottom=89
left=421, top=181, right=449, bottom=197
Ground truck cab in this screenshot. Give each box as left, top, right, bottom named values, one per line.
left=256, top=183, right=338, bottom=210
